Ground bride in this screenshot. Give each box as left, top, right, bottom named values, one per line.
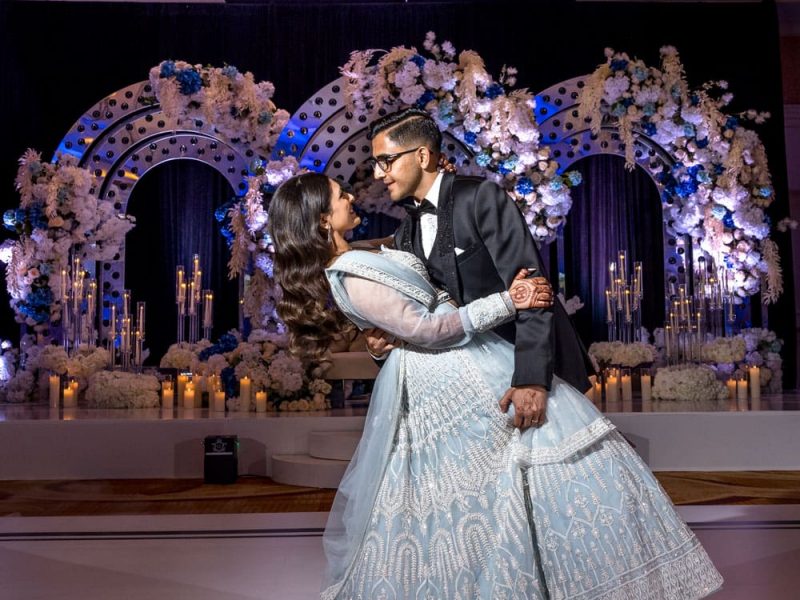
left=268, top=172, right=723, bottom=600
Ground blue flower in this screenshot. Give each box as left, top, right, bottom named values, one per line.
left=516, top=177, right=534, bottom=196
left=416, top=90, right=435, bottom=108
left=254, top=253, right=274, bottom=277
left=221, top=366, right=237, bottom=399
left=257, top=111, right=272, bottom=125
left=610, top=58, right=629, bottom=72
left=689, top=93, right=700, bottom=106
left=714, top=164, right=725, bottom=175
left=549, top=177, right=564, bottom=192
left=696, top=137, right=709, bottom=149
left=711, top=204, right=728, bottom=220
left=176, top=69, right=203, bottom=95
left=410, top=55, right=426, bottom=68
left=484, top=84, right=505, bottom=99
left=632, top=67, right=647, bottom=82
left=758, top=187, right=772, bottom=198
left=437, top=101, right=455, bottom=125
left=498, top=155, right=518, bottom=175
left=683, top=123, right=696, bottom=138
left=696, top=169, right=711, bottom=184
left=725, top=116, right=738, bottom=130
left=566, top=171, right=583, bottom=186
left=611, top=102, right=627, bottom=118
left=643, top=103, right=657, bottom=117
left=221, top=65, right=239, bottom=78
left=159, top=61, right=177, bottom=78
left=475, top=153, right=492, bottom=168
left=642, top=121, right=657, bottom=136
left=463, top=131, right=478, bottom=146
left=3, top=209, right=18, bottom=231
left=723, top=212, right=735, bottom=228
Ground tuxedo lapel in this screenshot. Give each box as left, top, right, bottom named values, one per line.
left=396, top=216, right=414, bottom=254
left=434, top=173, right=462, bottom=305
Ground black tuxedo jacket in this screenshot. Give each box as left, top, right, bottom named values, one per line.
left=394, top=173, right=594, bottom=392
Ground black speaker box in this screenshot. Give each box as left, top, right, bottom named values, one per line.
left=204, top=435, right=239, bottom=484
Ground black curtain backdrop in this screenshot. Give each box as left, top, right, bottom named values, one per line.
left=562, top=155, right=666, bottom=347
left=0, top=0, right=794, bottom=385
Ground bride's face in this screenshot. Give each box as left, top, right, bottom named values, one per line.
left=325, top=178, right=360, bottom=235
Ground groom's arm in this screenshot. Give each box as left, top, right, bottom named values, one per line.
left=472, top=180, right=555, bottom=390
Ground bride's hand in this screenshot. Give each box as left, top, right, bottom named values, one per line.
left=509, top=270, right=554, bottom=310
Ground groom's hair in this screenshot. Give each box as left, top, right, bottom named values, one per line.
left=368, top=108, right=442, bottom=153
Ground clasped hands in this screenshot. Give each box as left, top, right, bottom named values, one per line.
left=364, top=268, right=553, bottom=430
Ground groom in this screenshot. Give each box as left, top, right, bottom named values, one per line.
left=365, top=108, right=594, bottom=429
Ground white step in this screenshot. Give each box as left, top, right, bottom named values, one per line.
left=308, top=430, right=362, bottom=461
left=271, top=454, right=349, bottom=489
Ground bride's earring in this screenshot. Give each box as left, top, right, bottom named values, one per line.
left=326, top=225, right=333, bottom=244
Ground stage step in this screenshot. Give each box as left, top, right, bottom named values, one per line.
left=271, top=454, right=349, bottom=489
left=308, top=430, right=362, bottom=461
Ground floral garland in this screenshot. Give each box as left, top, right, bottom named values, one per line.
left=339, top=32, right=582, bottom=243
left=0, top=150, right=135, bottom=328
left=160, top=329, right=331, bottom=412
left=578, top=46, right=783, bottom=301
left=588, top=340, right=657, bottom=368
left=149, top=61, right=290, bottom=158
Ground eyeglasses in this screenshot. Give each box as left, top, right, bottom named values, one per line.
left=366, top=147, right=422, bottom=173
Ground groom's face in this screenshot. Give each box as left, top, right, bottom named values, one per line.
left=370, top=130, right=424, bottom=202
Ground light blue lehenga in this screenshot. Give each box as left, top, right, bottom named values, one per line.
left=321, top=249, right=723, bottom=600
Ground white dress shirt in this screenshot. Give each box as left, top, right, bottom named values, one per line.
left=416, top=171, right=444, bottom=259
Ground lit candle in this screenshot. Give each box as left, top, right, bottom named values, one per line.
left=203, top=291, right=214, bottom=329
left=618, top=251, right=627, bottom=281
left=640, top=373, right=652, bottom=401
left=194, top=374, right=205, bottom=407
left=188, top=281, right=196, bottom=316
left=176, top=266, right=185, bottom=302
left=726, top=378, right=736, bottom=400
left=635, top=262, right=643, bottom=297
left=736, top=377, right=748, bottom=402
left=61, top=268, right=69, bottom=302
left=49, top=374, right=60, bottom=408
left=621, top=373, right=632, bottom=402
left=63, top=385, right=75, bottom=408
left=162, top=380, right=174, bottom=409
left=624, top=288, right=632, bottom=322
left=109, top=304, right=117, bottom=342
left=239, top=376, right=251, bottom=411
left=605, top=289, right=613, bottom=322
left=593, top=379, right=602, bottom=404
left=214, top=389, right=226, bottom=412
left=609, top=262, right=616, bottom=294
left=749, top=366, right=761, bottom=401
left=183, top=382, right=195, bottom=409
left=665, top=325, right=672, bottom=358
left=70, top=379, right=79, bottom=395
left=256, top=390, right=267, bottom=413
left=177, top=374, right=189, bottom=406
left=606, top=372, right=619, bottom=402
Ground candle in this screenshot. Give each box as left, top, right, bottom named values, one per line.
left=109, top=304, right=117, bottom=341
left=640, top=374, right=652, bottom=401
left=593, top=379, right=602, bottom=404
left=49, top=374, right=60, bottom=408
left=736, top=378, right=748, bottom=402
left=70, top=380, right=79, bottom=394
left=618, top=251, right=627, bottom=281
left=239, top=376, right=251, bottom=411
left=726, top=378, right=736, bottom=400
left=176, top=266, right=185, bottom=302
left=665, top=325, right=672, bottom=358
left=194, top=374, right=205, bottom=407
left=188, top=281, right=196, bottom=316
left=605, top=289, right=613, bottom=322
left=183, top=382, right=195, bottom=409
left=256, top=390, right=267, bottom=413
left=61, top=268, right=69, bottom=301
left=203, top=291, right=214, bottom=329
left=177, top=374, right=189, bottom=406
left=214, top=389, right=226, bottom=412
left=749, top=366, right=761, bottom=401
left=609, top=262, right=616, bottom=294
left=624, top=288, right=632, bottom=322
left=635, top=262, right=643, bottom=297
left=63, top=386, right=75, bottom=408
left=606, top=372, right=619, bottom=402
left=162, top=381, right=174, bottom=408
left=621, top=374, right=632, bottom=402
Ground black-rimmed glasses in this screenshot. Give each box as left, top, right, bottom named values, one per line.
left=366, top=146, right=422, bottom=173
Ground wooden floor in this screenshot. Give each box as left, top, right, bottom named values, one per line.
left=0, top=471, right=798, bottom=517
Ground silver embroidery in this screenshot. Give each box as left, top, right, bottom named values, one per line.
left=466, top=292, right=515, bottom=332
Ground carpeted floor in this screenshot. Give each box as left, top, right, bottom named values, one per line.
left=0, top=471, right=798, bottom=517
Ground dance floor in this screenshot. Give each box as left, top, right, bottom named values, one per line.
left=0, top=506, right=799, bottom=599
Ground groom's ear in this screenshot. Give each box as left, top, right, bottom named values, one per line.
left=418, top=146, right=437, bottom=171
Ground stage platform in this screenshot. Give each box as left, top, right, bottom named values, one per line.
left=0, top=394, right=798, bottom=482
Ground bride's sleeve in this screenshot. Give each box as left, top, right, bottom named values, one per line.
left=342, top=275, right=515, bottom=349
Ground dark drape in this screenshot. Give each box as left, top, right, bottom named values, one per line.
left=0, top=0, right=793, bottom=385
left=124, top=162, right=241, bottom=363
left=561, top=155, right=665, bottom=347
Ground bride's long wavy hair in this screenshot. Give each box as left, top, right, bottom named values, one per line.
left=268, top=173, right=354, bottom=360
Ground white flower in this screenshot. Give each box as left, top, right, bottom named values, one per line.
left=653, top=365, right=727, bottom=401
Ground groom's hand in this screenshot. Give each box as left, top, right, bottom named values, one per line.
left=499, top=385, right=548, bottom=429
left=364, top=327, right=397, bottom=359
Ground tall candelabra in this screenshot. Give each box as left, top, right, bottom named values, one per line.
left=60, top=256, right=99, bottom=355
left=605, top=250, right=644, bottom=344
left=175, top=254, right=213, bottom=345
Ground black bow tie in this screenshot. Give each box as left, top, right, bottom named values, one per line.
left=402, top=198, right=437, bottom=218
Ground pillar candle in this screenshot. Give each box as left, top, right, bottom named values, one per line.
left=183, top=382, right=195, bottom=409
left=621, top=374, right=632, bottom=402
left=256, top=390, right=267, bottom=413
left=736, top=378, right=748, bottom=402
left=593, top=380, right=602, bottom=403
left=726, top=378, right=737, bottom=400
left=177, top=374, right=188, bottom=406
left=63, top=386, right=75, bottom=408
left=49, top=374, right=60, bottom=408
left=162, top=381, right=174, bottom=409
left=640, top=374, right=652, bottom=401
left=214, top=389, right=226, bottom=412
left=606, top=374, right=619, bottom=402
left=749, top=366, right=761, bottom=401
left=239, top=376, right=251, bottom=411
